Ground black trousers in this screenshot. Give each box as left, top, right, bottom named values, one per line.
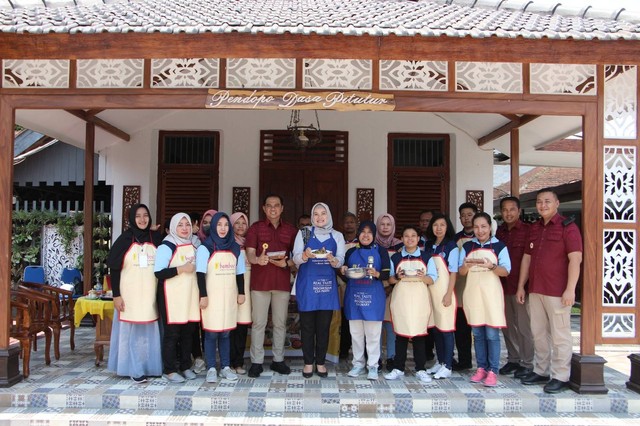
left=454, top=307, right=472, bottom=366
left=230, top=324, right=249, bottom=368
left=191, top=323, right=203, bottom=359
left=299, top=310, right=333, bottom=366
left=339, top=308, right=352, bottom=359
left=395, top=335, right=427, bottom=372
left=161, top=320, right=197, bottom=374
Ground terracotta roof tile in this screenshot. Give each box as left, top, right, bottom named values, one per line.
left=0, top=0, right=638, bottom=40
left=494, top=166, right=582, bottom=199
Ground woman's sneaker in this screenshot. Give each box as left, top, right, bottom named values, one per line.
left=220, top=366, right=238, bottom=381
left=367, top=366, right=378, bottom=380
left=483, top=371, right=498, bottom=387
left=192, top=357, right=206, bottom=374
left=383, top=369, right=405, bottom=380
left=426, top=363, right=443, bottom=374
left=131, top=375, right=147, bottom=384
left=434, top=365, right=452, bottom=379
left=347, top=365, right=366, bottom=377
left=163, top=372, right=185, bottom=383
left=416, top=370, right=432, bottom=383
left=206, top=368, right=218, bottom=383
left=470, top=368, right=487, bottom=383
left=182, top=369, right=197, bottom=380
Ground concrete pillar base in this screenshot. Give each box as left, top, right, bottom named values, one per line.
left=569, top=353, right=608, bottom=394
left=626, top=353, right=640, bottom=393
left=0, top=344, right=23, bottom=387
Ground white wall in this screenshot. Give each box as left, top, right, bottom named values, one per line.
left=102, top=109, right=493, bottom=236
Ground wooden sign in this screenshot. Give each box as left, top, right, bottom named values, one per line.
left=205, top=90, right=395, bottom=111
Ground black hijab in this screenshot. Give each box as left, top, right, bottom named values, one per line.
left=202, top=212, right=240, bottom=258
left=357, top=220, right=377, bottom=249
left=106, top=204, right=161, bottom=269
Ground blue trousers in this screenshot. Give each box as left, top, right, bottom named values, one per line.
left=204, top=330, right=231, bottom=369
left=472, top=326, right=501, bottom=374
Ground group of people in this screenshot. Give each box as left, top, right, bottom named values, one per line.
left=105, top=188, right=582, bottom=394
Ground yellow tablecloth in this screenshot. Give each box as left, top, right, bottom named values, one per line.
left=74, top=297, right=114, bottom=327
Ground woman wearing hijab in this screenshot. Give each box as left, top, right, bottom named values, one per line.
left=154, top=212, right=200, bottom=383
left=340, top=220, right=390, bottom=380
left=292, top=202, right=345, bottom=378
left=196, top=212, right=246, bottom=383
left=375, top=213, right=402, bottom=373
left=229, top=212, right=251, bottom=375
left=106, top=204, right=163, bottom=383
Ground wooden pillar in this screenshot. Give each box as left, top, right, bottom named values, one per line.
left=0, top=96, right=23, bottom=386
left=510, top=128, right=520, bottom=197
left=83, top=122, right=95, bottom=294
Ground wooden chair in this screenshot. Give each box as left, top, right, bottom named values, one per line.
left=19, top=282, right=73, bottom=360
left=10, top=289, right=53, bottom=378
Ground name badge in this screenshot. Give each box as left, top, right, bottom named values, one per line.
left=139, top=254, right=149, bottom=268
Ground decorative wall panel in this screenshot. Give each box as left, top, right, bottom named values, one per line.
left=356, top=188, right=374, bottom=222
left=379, top=60, right=447, bottom=91
left=604, top=65, right=637, bottom=139
left=42, top=224, right=83, bottom=287
left=151, top=58, right=219, bottom=88
left=456, top=62, right=522, bottom=93
left=122, top=185, right=141, bottom=231
left=603, top=146, right=636, bottom=222
left=77, top=59, right=144, bottom=88
left=602, top=313, right=635, bottom=338
left=2, top=59, right=69, bottom=88
left=602, top=230, right=635, bottom=307
left=465, top=190, right=484, bottom=211
left=530, top=64, right=596, bottom=95
left=227, top=58, right=295, bottom=89
left=232, top=187, right=250, bottom=219
left=304, top=59, right=371, bottom=90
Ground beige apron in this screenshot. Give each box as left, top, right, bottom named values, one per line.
left=338, top=241, right=358, bottom=308
left=462, top=248, right=506, bottom=327
left=119, top=242, right=158, bottom=323
left=236, top=249, right=252, bottom=325
left=389, top=259, right=432, bottom=337
left=164, top=244, right=199, bottom=324
left=428, top=255, right=457, bottom=331
left=201, top=250, right=238, bottom=332
left=454, top=235, right=474, bottom=307
left=384, top=248, right=397, bottom=322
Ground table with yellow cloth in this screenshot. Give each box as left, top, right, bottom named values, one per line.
left=74, top=297, right=114, bottom=366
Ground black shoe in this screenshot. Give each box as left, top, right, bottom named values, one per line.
left=270, top=361, right=291, bottom=375
left=248, top=363, right=263, bottom=378
left=520, top=372, right=550, bottom=385
left=513, top=366, right=533, bottom=379
left=544, top=379, right=570, bottom=394
left=131, top=375, right=147, bottom=384
left=499, top=362, right=520, bottom=375
left=315, top=365, right=328, bottom=378
left=452, top=362, right=472, bottom=372
left=385, top=358, right=395, bottom=373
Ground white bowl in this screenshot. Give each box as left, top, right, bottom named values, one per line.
left=403, top=268, right=418, bottom=277
left=312, top=250, right=332, bottom=259
left=266, top=251, right=286, bottom=258
left=346, top=267, right=366, bottom=279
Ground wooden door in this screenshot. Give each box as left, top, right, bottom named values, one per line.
left=388, top=133, right=450, bottom=234
left=157, top=131, right=219, bottom=226
left=260, top=130, right=348, bottom=226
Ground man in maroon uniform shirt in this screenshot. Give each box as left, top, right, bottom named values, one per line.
left=496, top=196, right=533, bottom=379
left=517, top=188, right=582, bottom=394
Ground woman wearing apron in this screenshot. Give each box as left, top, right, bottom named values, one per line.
left=340, top=220, right=390, bottom=380
left=375, top=213, right=402, bottom=372
left=293, top=202, right=345, bottom=378
left=196, top=212, right=246, bottom=383
left=423, top=213, right=459, bottom=380
left=229, top=212, right=251, bottom=375
left=106, top=204, right=163, bottom=383
left=154, top=213, right=200, bottom=383
left=458, top=212, right=511, bottom=387
left=384, top=225, right=437, bottom=384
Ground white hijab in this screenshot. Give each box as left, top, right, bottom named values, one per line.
left=163, top=212, right=193, bottom=246
left=310, top=202, right=333, bottom=236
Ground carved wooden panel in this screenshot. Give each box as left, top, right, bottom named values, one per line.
left=122, top=185, right=141, bottom=231
left=233, top=187, right=250, bottom=219
left=356, top=188, right=374, bottom=222
left=466, top=190, right=484, bottom=212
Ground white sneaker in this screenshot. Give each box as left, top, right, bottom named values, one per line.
left=426, top=363, right=443, bottom=374
left=163, top=372, right=185, bottom=383
left=367, top=366, right=378, bottom=380
left=384, top=369, right=405, bottom=380
left=434, top=365, right=452, bottom=379
left=206, top=367, right=217, bottom=383
left=347, top=365, right=366, bottom=377
left=416, top=370, right=432, bottom=383
left=220, top=366, right=238, bottom=381
left=182, top=369, right=197, bottom=380
left=193, top=357, right=206, bottom=374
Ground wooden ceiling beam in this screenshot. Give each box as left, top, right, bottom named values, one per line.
left=501, top=114, right=520, bottom=122
left=85, top=109, right=104, bottom=117
left=478, top=114, right=539, bottom=146
left=65, top=109, right=130, bottom=142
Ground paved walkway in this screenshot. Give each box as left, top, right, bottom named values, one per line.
left=0, top=317, right=638, bottom=425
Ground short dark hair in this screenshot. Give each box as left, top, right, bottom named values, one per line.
left=343, top=211, right=357, bottom=221
left=458, top=202, right=478, bottom=214
left=499, top=196, right=521, bottom=210
left=537, top=187, right=559, bottom=200
left=400, top=224, right=421, bottom=237
left=419, top=209, right=440, bottom=216
left=472, top=211, right=492, bottom=228
left=424, top=213, right=456, bottom=243
left=263, top=194, right=284, bottom=206
left=189, top=212, right=201, bottom=223
left=297, top=214, right=311, bottom=222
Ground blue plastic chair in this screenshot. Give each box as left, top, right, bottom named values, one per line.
left=60, top=268, right=83, bottom=298
left=23, top=265, right=45, bottom=284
